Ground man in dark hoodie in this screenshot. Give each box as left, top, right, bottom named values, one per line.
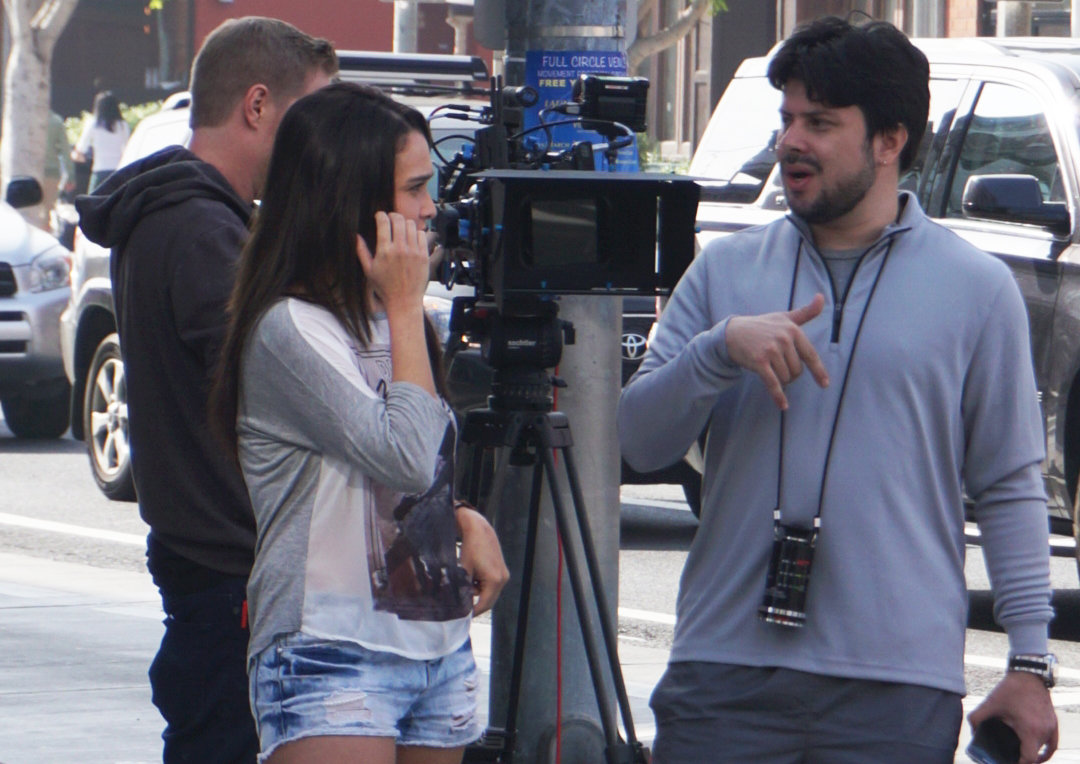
left=75, top=17, right=337, bottom=763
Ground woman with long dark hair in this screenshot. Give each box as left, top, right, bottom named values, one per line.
left=71, top=90, right=130, bottom=191
left=211, top=82, right=507, bottom=764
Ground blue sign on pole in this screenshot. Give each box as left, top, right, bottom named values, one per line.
left=523, top=50, right=639, bottom=171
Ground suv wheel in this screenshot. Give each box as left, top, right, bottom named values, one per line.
left=1, top=384, right=70, bottom=439
left=84, top=334, right=135, bottom=501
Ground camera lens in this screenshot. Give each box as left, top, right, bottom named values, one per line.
left=502, top=86, right=538, bottom=108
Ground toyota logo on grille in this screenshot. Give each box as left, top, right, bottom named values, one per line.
left=622, top=332, right=648, bottom=360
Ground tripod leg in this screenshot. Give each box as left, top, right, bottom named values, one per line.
left=538, top=446, right=624, bottom=757
left=501, top=457, right=547, bottom=757
left=561, top=447, right=645, bottom=751
left=463, top=438, right=486, bottom=507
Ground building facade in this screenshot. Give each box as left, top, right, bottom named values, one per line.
left=9, top=0, right=1073, bottom=154
left=43, top=0, right=486, bottom=118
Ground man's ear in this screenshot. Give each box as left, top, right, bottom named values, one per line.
left=875, top=124, right=909, bottom=168
left=241, top=84, right=270, bottom=129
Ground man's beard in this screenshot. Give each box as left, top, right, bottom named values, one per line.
left=784, top=142, right=876, bottom=225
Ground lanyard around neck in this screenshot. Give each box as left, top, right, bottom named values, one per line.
left=774, top=235, right=896, bottom=527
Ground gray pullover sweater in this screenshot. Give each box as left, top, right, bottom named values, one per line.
left=618, top=193, right=1053, bottom=694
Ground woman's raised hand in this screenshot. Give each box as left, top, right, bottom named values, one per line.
left=356, top=211, right=430, bottom=310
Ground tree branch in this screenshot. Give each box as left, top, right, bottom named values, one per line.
left=627, top=0, right=711, bottom=74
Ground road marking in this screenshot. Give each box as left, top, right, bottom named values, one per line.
left=619, top=606, right=677, bottom=626
left=4, top=517, right=1077, bottom=700
left=620, top=498, right=693, bottom=512
left=0, top=512, right=145, bottom=546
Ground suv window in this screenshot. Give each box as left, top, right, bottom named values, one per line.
left=902, top=77, right=965, bottom=195
left=692, top=76, right=966, bottom=210
left=943, top=82, right=1063, bottom=217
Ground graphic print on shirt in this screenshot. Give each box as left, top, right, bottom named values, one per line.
left=351, top=341, right=473, bottom=622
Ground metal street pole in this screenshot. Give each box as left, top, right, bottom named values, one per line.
left=393, top=0, right=419, bottom=52
left=477, top=0, right=630, bottom=762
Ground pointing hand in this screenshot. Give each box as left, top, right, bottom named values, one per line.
left=725, top=293, right=830, bottom=410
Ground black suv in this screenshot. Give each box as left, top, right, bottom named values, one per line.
left=688, top=36, right=1080, bottom=572
left=619, top=296, right=702, bottom=512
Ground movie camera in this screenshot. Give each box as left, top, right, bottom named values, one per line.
left=434, top=74, right=699, bottom=305
left=430, top=73, right=700, bottom=397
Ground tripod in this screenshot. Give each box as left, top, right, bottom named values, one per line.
left=460, top=396, right=649, bottom=764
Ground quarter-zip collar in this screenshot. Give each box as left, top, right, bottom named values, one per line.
left=785, top=191, right=917, bottom=342
left=784, top=190, right=917, bottom=256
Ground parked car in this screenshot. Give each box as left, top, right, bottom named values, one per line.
left=60, top=95, right=192, bottom=499
left=683, top=36, right=1080, bottom=571
left=0, top=178, right=71, bottom=439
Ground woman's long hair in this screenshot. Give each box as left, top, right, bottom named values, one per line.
left=210, top=81, right=445, bottom=458
left=93, top=91, right=123, bottom=132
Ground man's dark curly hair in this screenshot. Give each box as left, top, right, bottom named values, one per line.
left=766, top=16, right=930, bottom=171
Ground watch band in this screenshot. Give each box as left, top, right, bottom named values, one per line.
left=1008, top=653, right=1057, bottom=688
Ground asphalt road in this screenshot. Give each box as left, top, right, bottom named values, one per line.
left=5, top=424, right=1080, bottom=675
left=4, top=421, right=1080, bottom=762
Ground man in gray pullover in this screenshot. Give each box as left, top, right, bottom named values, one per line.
left=618, top=17, right=1057, bottom=764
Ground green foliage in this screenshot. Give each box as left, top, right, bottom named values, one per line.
left=636, top=132, right=690, bottom=174
left=64, top=99, right=165, bottom=146
left=123, top=100, right=166, bottom=126
left=711, top=0, right=728, bottom=12
left=636, top=131, right=659, bottom=163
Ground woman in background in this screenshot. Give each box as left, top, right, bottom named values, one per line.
left=71, top=91, right=130, bottom=191
left=211, top=81, right=507, bottom=764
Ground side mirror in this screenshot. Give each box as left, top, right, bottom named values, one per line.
left=5, top=176, right=43, bottom=209
left=962, top=174, right=1070, bottom=236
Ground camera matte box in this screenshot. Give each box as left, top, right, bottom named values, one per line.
left=473, top=170, right=700, bottom=299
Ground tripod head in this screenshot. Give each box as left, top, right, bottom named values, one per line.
left=450, top=295, right=575, bottom=412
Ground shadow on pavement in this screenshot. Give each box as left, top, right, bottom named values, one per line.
left=0, top=431, right=82, bottom=454
left=620, top=503, right=698, bottom=551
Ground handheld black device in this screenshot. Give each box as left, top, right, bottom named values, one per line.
left=967, top=718, right=1021, bottom=764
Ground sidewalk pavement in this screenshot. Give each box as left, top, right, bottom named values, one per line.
left=0, top=550, right=1077, bottom=763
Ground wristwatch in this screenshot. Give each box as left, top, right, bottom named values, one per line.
left=1007, top=653, right=1057, bottom=688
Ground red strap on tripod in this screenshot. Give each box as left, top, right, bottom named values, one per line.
left=553, top=381, right=565, bottom=764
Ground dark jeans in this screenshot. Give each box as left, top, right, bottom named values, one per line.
left=149, top=576, right=259, bottom=764
left=650, top=662, right=963, bottom=764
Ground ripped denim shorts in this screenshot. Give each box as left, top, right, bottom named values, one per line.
left=249, top=632, right=481, bottom=762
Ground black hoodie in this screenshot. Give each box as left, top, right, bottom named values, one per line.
left=77, top=146, right=256, bottom=584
